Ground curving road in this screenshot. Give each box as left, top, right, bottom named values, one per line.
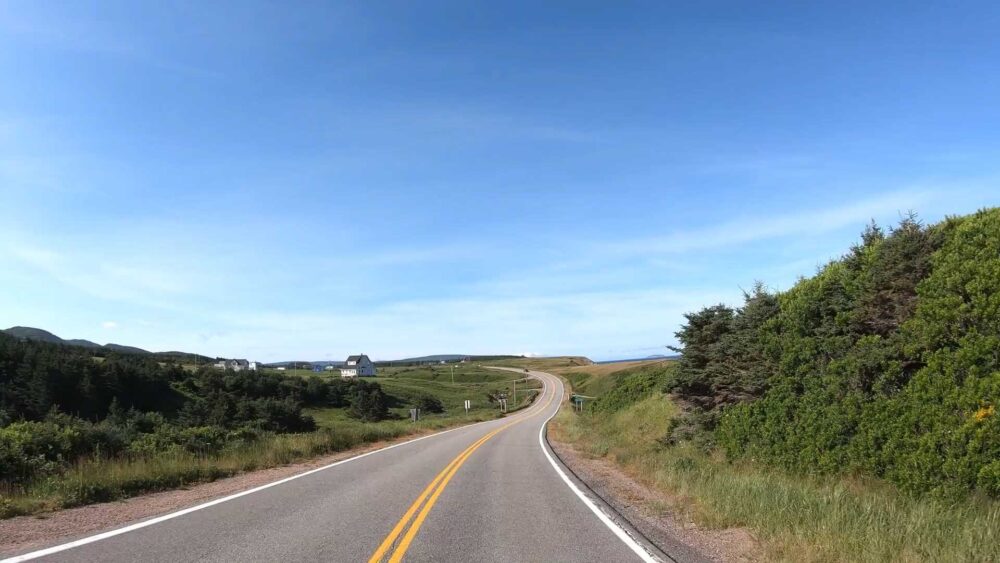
left=5, top=370, right=673, bottom=563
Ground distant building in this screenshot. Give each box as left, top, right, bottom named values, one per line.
left=213, top=359, right=252, bottom=372
left=276, top=366, right=286, bottom=371
left=324, top=365, right=336, bottom=371
left=249, top=361, right=261, bottom=371
left=313, top=365, right=323, bottom=373
left=340, top=354, right=376, bottom=377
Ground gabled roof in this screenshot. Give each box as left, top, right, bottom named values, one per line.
left=346, top=354, right=367, bottom=362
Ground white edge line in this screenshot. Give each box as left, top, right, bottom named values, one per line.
left=2, top=413, right=515, bottom=563
left=536, top=373, right=660, bottom=563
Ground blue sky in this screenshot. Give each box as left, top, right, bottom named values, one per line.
left=1, top=1, right=998, bottom=361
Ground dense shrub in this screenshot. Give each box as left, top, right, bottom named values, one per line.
left=0, top=421, right=79, bottom=483
left=669, top=208, right=1000, bottom=498
left=593, top=363, right=676, bottom=414
left=348, top=382, right=390, bottom=422
left=414, top=394, right=445, bottom=414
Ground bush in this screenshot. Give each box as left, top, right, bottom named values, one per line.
left=348, top=383, right=390, bottom=422
left=414, top=395, right=444, bottom=414
left=670, top=209, right=1000, bottom=498
left=593, top=363, right=675, bottom=413
left=0, top=421, right=78, bottom=484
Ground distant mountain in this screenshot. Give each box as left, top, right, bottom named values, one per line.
left=4, top=326, right=65, bottom=344
left=65, top=339, right=103, bottom=349
left=2, top=326, right=171, bottom=359
left=105, top=343, right=151, bottom=355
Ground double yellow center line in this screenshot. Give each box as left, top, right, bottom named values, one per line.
left=367, top=377, right=554, bottom=563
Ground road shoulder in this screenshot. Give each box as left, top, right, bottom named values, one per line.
left=547, top=428, right=760, bottom=562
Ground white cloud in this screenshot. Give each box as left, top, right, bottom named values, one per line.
left=101, top=321, right=118, bottom=329
left=1, top=241, right=195, bottom=310
left=599, top=188, right=940, bottom=256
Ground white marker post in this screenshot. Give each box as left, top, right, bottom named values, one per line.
left=464, top=399, right=471, bottom=413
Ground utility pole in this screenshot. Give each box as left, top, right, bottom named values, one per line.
left=451, top=364, right=455, bottom=384
left=513, top=379, right=516, bottom=404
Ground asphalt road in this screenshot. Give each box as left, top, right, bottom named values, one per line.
left=6, top=370, right=669, bottom=563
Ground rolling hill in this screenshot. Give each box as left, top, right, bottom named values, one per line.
left=1, top=326, right=213, bottom=363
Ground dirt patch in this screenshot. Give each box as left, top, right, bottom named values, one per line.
left=0, top=431, right=436, bottom=558
left=549, top=437, right=760, bottom=562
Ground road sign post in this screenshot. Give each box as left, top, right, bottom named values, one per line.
left=464, top=399, right=471, bottom=413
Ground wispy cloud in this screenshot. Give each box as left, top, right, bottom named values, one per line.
left=599, top=188, right=940, bottom=256
left=2, top=242, right=195, bottom=310
left=0, top=4, right=220, bottom=77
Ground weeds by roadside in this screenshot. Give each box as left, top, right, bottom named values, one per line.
left=551, top=394, right=1000, bottom=562
left=0, top=413, right=494, bottom=519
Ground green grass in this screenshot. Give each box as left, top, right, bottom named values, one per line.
left=375, top=365, right=540, bottom=414
left=552, top=393, right=1000, bottom=562
left=1, top=421, right=421, bottom=518
left=0, top=365, right=541, bottom=519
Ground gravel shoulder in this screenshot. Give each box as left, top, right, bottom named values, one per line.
left=547, top=435, right=761, bottom=562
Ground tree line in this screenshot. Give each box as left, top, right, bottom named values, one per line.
left=0, top=337, right=390, bottom=487
left=662, top=208, right=999, bottom=498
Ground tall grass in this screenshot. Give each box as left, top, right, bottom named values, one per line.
left=551, top=394, right=1000, bottom=562
left=1, top=413, right=495, bottom=519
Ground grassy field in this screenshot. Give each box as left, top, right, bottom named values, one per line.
left=379, top=364, right=541, bottom=411
left=555, top=360, right=666, bottom=397
left=492, top=356, right=671, bottom=398
left=0, top=363, right=539, bottom=519
left=551, top=363, right=1000, bottom=562
left=486, top=356, right=594, bottom=372
left=303, top=364, right=542, bottom=425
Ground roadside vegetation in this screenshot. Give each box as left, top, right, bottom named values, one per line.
left=0, top=341, right=533, bottom=518
left=549, top=207, right=1000, bottom=561
left=551, top=364, right=1000, bottom=561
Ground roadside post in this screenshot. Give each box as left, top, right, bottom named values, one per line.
left=409, top=408, right=420, bottom=422
left=464, top=399, right=471, bottom=413
left=570, top=394, right=594, bottom=412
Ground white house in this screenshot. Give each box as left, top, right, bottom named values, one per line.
left=248, top=361, right=262, bottom=371
left=340, top=354, right=376, bottom=377
left=213, top=359, right=251, bottom=371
